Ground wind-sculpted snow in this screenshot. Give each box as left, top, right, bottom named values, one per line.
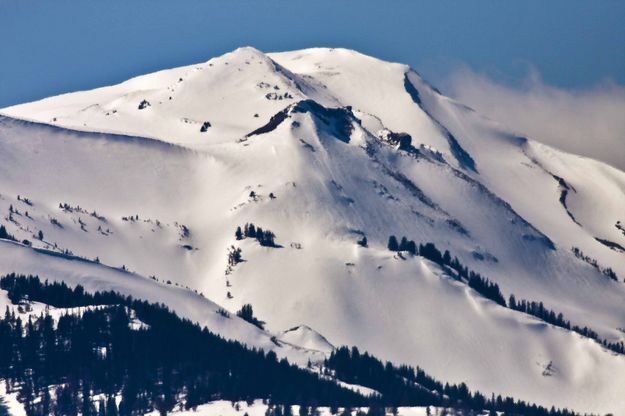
left=2, top=47, right=625, bottom=414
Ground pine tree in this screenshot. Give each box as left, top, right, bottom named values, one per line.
left=248, top=223, right=257, bottom=238
left=0, top=225, right=15, bottom=241
left=406, top=240, right=417, bottom=255
left=387, top=235, right=399, bottom=251
left=399, top=236, right=408, bottom=251
left=97, top=399, right=106, bottom=416
left=82, top=382, right=94, bottom=416
left=41, top=387, right=51, bottom=415
left=106, top=395, right=118, bottom=416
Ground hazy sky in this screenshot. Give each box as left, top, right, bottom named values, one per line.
left=1, top=0, right=624, bottom=108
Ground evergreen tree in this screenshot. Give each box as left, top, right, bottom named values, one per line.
left=406, top=240, right=417, bottom=255
left=42, top=388, right=51, bottom=416
left=106, top=396, right=118, bottom=416
left=247, top=224, right=257, bottom=238
left=97, top=399, right=106, bottom=416
left=418, top=243, right=443, bottom=264
left=0, top=225, right=15, bottom=241
left=387, top=236, right=399, bottom=251
left=81, top=383, right=94, bottom=416
left=399, top=237, right=408, bottom=251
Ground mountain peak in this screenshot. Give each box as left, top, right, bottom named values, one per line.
left=1, top=46, right=625, bottom=413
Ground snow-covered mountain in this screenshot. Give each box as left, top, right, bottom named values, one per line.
left=1, top=47, right=624, bottom=414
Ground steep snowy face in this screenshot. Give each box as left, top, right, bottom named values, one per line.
left=2, top=47, right=625, bottom=414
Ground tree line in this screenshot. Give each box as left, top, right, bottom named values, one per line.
left=325, top=346, right=576, bottom=416
left=388, top=238, right=506, bottom=306
left=387, top=239, right=623, bottom=355
left=0, top=273, right=583, bottom=416
left=509, top=295, right=624, bottom=354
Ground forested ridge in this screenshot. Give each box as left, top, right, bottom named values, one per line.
left=0, top=274, right=578, bottom=415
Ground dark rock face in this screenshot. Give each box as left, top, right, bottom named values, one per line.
left=246, top=107, right=290, bottom=137
left=247, top=99, right=356, bottom=143
left=386, top=131, right=412, bottom=150
left=291, top=100, right=354, bottom=143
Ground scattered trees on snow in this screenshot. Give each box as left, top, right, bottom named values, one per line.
left=236, top=303, right=265, bottom=330
left=572, top=246, right=619, bottom=281
left=17, top=195, right=33, bottom=206
left=228, top=246, right=243, bottom=266
left=236, top=223, right=277, bottom=247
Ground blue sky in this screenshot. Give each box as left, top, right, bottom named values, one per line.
left=1, top=0, right=624, bottom=108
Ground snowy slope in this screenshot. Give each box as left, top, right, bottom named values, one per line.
left=2, top=47, right=625, bottom=413
left=0, top=239, right=326, bottom=367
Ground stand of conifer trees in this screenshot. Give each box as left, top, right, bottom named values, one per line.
left=0, top=273, right=581, bottom=416
left=325, top=347, right=576, bottom=416
left=0, top=274, right=362, bottom=416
